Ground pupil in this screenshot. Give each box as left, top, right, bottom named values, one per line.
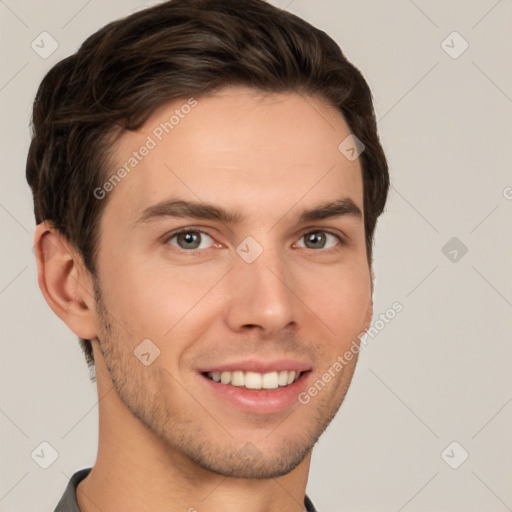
left=180, top=232, right=199, bottom=248
left=307, top=232, right=324, bottom=248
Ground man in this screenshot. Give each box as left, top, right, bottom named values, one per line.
left=27, top=0, right=389, bottom=510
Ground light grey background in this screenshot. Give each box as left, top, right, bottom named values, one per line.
left=1, top=1, right=511, bottom=511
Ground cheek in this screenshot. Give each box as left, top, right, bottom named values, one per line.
left=100, top=254, right=221, bottom=346
left=302, top=261, right=371, bottom=340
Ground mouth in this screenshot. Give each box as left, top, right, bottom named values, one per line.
left=198, top=367, right=312, bottom=414
left=202, top=369, right=304, bottom=390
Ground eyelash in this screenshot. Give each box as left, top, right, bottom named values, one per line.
left=163, top=227, right=346, bottom=254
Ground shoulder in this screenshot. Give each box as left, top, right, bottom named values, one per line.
left=53, top=468, right=92, bottom=512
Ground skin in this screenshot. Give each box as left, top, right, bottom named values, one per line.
left=34, top=86, right=373, bottom=512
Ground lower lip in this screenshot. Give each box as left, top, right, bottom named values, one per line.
left=199, top=372, right=311, bottom=414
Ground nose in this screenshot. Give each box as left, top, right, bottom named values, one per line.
left=223, top=243, right=298, bottom=337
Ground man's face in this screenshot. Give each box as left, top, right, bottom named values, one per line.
left=91, top=86, right=373, bottom=478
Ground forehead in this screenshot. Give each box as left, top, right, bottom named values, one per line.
left=102, top=87, right=363, bottom=227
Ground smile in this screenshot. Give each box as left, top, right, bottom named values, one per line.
left=204, top=370, right=302, bottom=390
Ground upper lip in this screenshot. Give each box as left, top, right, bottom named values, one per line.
left=197, top=358, right=313, bottom=374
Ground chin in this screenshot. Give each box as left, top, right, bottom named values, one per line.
left=185, top=439, right=314, bottom=479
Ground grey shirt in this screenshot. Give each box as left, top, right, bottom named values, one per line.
left=54, top=468, right=319, bottom=511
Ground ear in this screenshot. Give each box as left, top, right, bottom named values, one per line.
left=363, top=266, right=375, bottom=331
left=364, top=265, right=375, bottom=332
left=33, top=221, right=98, bottom=340
left=363, top=298, right=373, bottom=333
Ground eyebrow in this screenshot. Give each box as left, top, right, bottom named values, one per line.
left=133, top=197, right=362, bottom=227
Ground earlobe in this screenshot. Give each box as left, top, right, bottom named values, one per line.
left=33, top=222, right=98, bottom=340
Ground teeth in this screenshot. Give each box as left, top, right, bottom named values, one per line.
left=278, top=370, right=289, bottom=386
left=206, top=369, right=301, bottom=389
left=245, top=371, right=262, bottom=389
left=262, top=371, right=278, bottom=389
left=231, top=371, right=244, bottom=386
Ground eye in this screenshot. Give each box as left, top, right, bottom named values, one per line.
left=163, top=228, right=344, bottom=253
left=165, top=229, right=215, bottom=250
left=296, top=230, right=342, bottom=251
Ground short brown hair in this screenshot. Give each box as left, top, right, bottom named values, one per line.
left=26, top=0, right=389, bottom=369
